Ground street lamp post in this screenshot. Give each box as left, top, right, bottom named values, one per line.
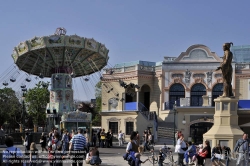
left=173, top=101, right=177, bottom=146
left=22, top=92, right=26, bottom=137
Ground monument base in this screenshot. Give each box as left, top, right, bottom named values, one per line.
left=203, top=97, right=243, bottom=150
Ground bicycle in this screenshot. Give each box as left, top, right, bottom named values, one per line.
left=161, top=143, right=175, bottom=165
left=147, top=143, right=176, bottom=166
left=148, top=149, right=158, bottom=165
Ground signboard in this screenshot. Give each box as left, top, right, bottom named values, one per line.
left=61, top=110, right=92, bottom=122
left=46, top=114, right=57, bottom=118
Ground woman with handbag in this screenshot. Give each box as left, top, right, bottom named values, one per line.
left=176, top=134, right=186, bottom=166
left=197, top=140, right=211, bottom=166
left=100, top=129, right=106, bottom=148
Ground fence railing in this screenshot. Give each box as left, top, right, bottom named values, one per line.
left=164, top=97, right=213, bottom=110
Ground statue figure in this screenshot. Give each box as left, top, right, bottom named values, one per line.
left=216, top=42, right=234, bottom=97
left=185, top=69, right=191, bottom=83
left=206, top=70, right=213, bottom=84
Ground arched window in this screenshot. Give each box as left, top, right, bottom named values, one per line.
left=191, top=83, right=206, bottom=106
left=169, top=83, right=185, bottom=108
left=212, top=83, right=223, bottom=106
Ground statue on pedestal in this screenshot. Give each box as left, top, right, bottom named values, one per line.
left=216, top=42, right=234, bottom=97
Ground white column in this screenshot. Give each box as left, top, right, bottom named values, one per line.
left=136, top=91, right=139, bottom=110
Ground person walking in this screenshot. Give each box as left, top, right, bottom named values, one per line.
left=222, top=145, right=231, bottom=166
left=69, top=128, right=86, bottom=166
left=97, top=130, right=101, bottom=147
left=106, top=130, right=111, bottom=148
left=118, top=130, right=124, bottom=146
left=29, top=142, right=39, bottom=166
left=109, top=129, right=113, bottom=147
left=48, top=132, right=62, bottom=166
left=3, top=136, right=24, bottom=165
left=100, top=129, right=106, bottom=148
left=175, top=134, right=186, bottom=166
left=233, top=133, right=249, bottom=166
left=61, top=129, right=69, bottom=154
left=84, top=129, right=90, bottom=152
left=143, top=130, right=148, bottom=152
left=22, top=132, right=31, bottom=155
left=40, top=132, right=47, bottom=152
left=92, top=134, right=97, bottom=147
left=136, top=131, right=140, bottom=146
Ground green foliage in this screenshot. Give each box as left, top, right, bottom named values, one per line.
left=93, top=81, right=102, bottom=126
left=0, top=88, right=20, bottom=127
left=25, top=81, right=50, bottom=125
left=95, top=81, right=102, bottom=99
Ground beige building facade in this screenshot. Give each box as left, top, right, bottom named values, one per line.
left=100, top=44, right=250, bottom=147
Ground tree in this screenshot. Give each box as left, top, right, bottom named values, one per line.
left=76, top=81, right=102, bottom=126
left=0, top=88, right=20, bottom=131
left=24, top=81, right=50, bottom=131
left=92, top=81, right=102, bottom=126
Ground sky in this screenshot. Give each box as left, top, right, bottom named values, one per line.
left=0, top=1, right=250, bottom=101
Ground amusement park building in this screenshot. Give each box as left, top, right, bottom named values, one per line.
left=100, top=44, right=250, bottom=144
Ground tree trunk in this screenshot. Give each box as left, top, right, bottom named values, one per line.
left=34, top=124, right=38, bottom=132
left=19, top=124, right=23, bottom=133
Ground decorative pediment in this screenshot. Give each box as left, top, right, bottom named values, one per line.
left=216, top=78, right=223, bottom=83
left=124, top=117, right=135, bottom=121
left=194, top=77, right=205, bottom=83
left=107, top=117, right=120, bottom=121
left=193, top=73, right=205, bottom=78
left=215, top=73, right=222, bottom=78
left=172, top=73, right=184, bottom=78
left=174, top=77, right=182, bottom=83
left=174, top=45, right=222, bottom=62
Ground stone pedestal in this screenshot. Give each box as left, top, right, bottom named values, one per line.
left=203, top=97, right=243, bottom=150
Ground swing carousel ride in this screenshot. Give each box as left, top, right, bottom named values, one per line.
left=2, top=28, right=110, bottom=117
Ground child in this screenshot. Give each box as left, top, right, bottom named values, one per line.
left=198, top=144, right=203, bottom=153
left=29, top=142, right=39, bottom=166
left=134, top=146, right=148, bottom=166
left=85, top=148, right=93, bottom=164
left=158, top=148, right=164, bottom=166
left=134, top=153, right=148, bottom=166
left=90, top=147, right=102, bottom=166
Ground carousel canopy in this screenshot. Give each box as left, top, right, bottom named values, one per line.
left=12, top=28, right=109, bottom=78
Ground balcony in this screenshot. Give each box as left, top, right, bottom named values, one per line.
left=164, top=97, right=213, bottom=110
left=124, top=102, right=156, bottom=120
left=164, top=98, right=250, bottom=110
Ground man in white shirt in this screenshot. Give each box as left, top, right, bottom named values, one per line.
left=118, top=130, right=124, bottom=146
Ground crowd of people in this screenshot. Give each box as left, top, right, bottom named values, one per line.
left=2, top=127, right=102, bottom=166
left=174, top=131, right=250, bottom=166
left=3, top=127, right=250, bottom=166
left=97, top=128, right=114, bottom=148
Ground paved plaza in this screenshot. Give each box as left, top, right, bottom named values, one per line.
left=0, top=143, right=239, bottom=166
left=0, top=144, right=178, bottom=166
